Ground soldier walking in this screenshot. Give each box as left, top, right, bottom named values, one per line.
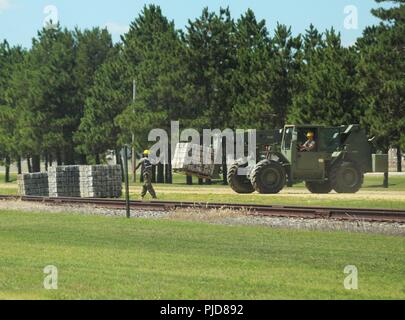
left=136, top=150, right=157, bottom=200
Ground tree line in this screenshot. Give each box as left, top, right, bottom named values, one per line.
left=0, top=0, right=404, bottom=183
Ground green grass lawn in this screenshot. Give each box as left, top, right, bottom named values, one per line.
left=145, top=193, right=405, bottom=210
left=2, top=172, right=405, bottom=190
left=127, top=173, right=405, bottom=191
left=132, top=174, right=405, bottom=210
left=1, top=173, right=405, bottom=209
left=0, top=210, right=404, bottom=300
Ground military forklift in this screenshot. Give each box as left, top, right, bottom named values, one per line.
left=228, top=124, right=389, bottom=194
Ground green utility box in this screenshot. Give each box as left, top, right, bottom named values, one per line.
left=372, top=154, right=389, bottom=173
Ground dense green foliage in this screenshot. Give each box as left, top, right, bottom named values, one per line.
left=357, top=0, right=405, bottom=152
left=0, top=41, right=24, bottom=180
left=289, top=28, right=362, bottom=125
left=0, top=1, right=403, bottom=175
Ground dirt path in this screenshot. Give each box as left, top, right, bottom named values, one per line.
left=2, top=182, right=405, bottom=201
left=128, top=185, right=405, bottom=201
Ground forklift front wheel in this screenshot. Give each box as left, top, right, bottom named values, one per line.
left=227, top=162, right=255, bottom=194
left=251, top=160, right=286, bottom=194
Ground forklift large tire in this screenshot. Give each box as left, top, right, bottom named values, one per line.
left=251, top=160, right=286, bottom=194
left=227, top=162, right=255, bottom=194
left=330, top=161, right=364, bottom=193
left=305, top=181, right=332, bottom=194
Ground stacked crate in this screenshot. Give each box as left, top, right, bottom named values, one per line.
left=79, top=165, right=122, bottom=198
left=48, top=166, right=81, bottom=197
left=172, top=143, right=216, bottom=178
left=17, top=165, right=122, bottom=198
left=17, top=173, right=49, bottom=196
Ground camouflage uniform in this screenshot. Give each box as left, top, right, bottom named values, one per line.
left=136, top=157, right=157, bottom=199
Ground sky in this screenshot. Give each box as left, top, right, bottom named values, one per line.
left=0, top=0, right=388, bottom=48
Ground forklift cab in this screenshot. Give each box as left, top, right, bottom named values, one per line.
left=281, top=125, right=339, bottom=181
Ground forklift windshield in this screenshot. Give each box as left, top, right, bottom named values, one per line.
left=283, top=127, right=294, bottom=150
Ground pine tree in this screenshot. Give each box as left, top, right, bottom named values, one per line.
left=75, top=46, right=130, bottom=164
left=230, top=9, right=273, bottom=129
left=231, top=19, right=302, bottom=130
left=267, top=24, right=302, bottom=128
left=288, top=28, right=361, bottom=126
left=116, top=5, right=190, bottom=183
left=72, top=27, right=114, bottom=163
left=11, top=26, right=78, bottom=170
left=74, top=27, right=113, bottom=99
left=183, top=7, right=237, bottom=130
left=357, top=0, right=405, bottom=171
left=117, top=5, right=189, bottom=137
left=0, top=41, right=25, bottom=181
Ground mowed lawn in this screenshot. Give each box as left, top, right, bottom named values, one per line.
left=0, top=210, right=404, bottom=300
left=133, top=174, right=405, bottom=209
left=1, top=173, right=405, bottom=209
left=149, top=190, right=405, bottom=210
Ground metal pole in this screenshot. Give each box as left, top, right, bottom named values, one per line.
left=123, top=146, right=131, bottom=218
left=131, top=80, right=136, bottom=183
left=383, top=171, right=389, bottom=189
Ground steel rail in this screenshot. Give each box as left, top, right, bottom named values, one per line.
left=1, top=194, right=404, bottom=223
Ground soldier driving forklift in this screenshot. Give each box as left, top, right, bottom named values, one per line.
left=299, top=131, right=317, bottom=152
left=228, top=124, right=388, bottom=195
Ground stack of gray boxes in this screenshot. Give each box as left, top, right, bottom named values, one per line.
left=79, top=165, right=122, bottom=198
left=17, top=165, right=122, bottom=198
left=172, top=143, right=216, bottom=178
left=17, top=173, right=49, bottom=196
left=48, top=166, right=81, bottom=197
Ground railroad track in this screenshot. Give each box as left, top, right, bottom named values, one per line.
left=1, top=194, right=405, bottom=223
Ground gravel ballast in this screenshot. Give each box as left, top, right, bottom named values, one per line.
left=0, top=199, right=404, bottom=236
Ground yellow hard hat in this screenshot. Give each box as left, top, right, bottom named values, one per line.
left=307, top=132, right=314, bottom=138
left=143, top=150, right=150, bottom=155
